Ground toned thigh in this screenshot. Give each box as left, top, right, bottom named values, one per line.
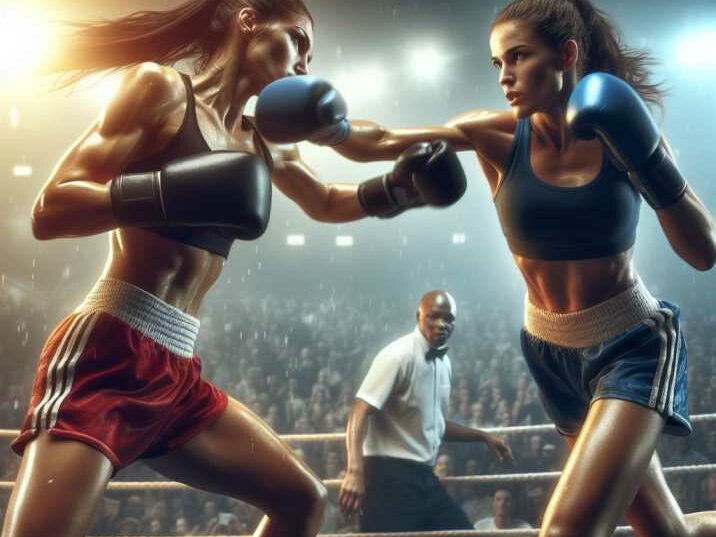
left=2, top=433, right=113, bottom=537
left=540, top=398, right=664, bottom=537
left=562, top=434, right=716, bottom=537
left=145, top=397, right=322, bottom=516
left=625, top=452, right=690, bottom=537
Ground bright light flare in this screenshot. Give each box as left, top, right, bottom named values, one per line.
left=335, top=235, right=354, bottom=247
left=0, top=5, right=52, bottom=78
left=13, top=164, right=33, bottom=177
left=408, top=44, right=449, bottom=82
left=676, top=30, right=716, bottom=68
left=333, top=64, right=389, bottom=103
left=286, top=234, right=306, bottom=247
left=451, top=233, right=466, bottom=245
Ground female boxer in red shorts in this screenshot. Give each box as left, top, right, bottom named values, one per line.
left=2, top=1, right=468, bottom=536
left=307, top=0, right=716, bottom=535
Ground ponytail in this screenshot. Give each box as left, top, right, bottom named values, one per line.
left=569, top=0, right=663, bottom=108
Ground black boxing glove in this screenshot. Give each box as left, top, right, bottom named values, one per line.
left=357, top=140, right=467, bottom=218
left=111, top=151, right=271, bottom=240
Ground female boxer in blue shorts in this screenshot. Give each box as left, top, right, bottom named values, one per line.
left=2, top=1, right=467, bottom=536
left=289, top=0, right=716, bottom=535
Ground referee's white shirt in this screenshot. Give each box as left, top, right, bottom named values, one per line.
left=356, top=327, right=451, bottom=465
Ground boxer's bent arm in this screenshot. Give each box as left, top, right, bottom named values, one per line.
left=32, top=63, right=179, bottom=239
left=272, top=145, right=366, bottom=223
left=655, top=186, right=716, bottom=271
left=333, top=119, right=473, bottom=162
left=652, top=140, right=716, bottom=271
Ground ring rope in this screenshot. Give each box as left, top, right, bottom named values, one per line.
left=2, top=412, right=716, bottom=442
left=89, top=528, right=638, bottom=536
left=2, top=463, right=715, bottom=491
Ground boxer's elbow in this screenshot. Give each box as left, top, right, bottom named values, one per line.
left=31, top=196, right=57, bottom=240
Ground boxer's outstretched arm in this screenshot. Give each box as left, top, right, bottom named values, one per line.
left=333, top=120, right=473, bottom=162
left=272, top=142, right=466, bottom=222
left=272, top=145, right=365, bottom=223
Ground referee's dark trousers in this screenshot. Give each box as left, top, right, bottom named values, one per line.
left=360, top=456, right=473, bottom=531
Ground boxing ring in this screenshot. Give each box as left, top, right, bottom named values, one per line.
left=3, top=414, right=716, bottom=536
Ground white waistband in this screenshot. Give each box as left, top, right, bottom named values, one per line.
left=524, top=277, right=660, bottom=348
left=75, top=278, right=200, bottom=358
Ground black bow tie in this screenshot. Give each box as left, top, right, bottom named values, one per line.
left=425, top=346, right=448, bottom=361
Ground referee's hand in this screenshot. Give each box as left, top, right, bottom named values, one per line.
left=485, top=434, right=514, bottom=464
left=338, top=467, right=365, bottom=516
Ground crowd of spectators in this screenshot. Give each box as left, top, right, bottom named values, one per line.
left=0, top=277, right=715, bottom=535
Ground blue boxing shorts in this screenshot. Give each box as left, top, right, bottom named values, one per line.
left=521, top=278, right=690, bottom=437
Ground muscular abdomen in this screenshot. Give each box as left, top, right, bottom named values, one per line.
left=515, top=249, right=636, bottom=313
left=103, top=228, right=224, bottom=316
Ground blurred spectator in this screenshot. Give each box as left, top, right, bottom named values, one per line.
left=519, top=434, right=545, bottom=471
left=174, top=516, right=192, bottom=536
left=473, top=488, right=532, bottom=530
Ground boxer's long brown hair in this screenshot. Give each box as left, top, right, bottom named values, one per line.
left=46, top=0, right=312, bottom=86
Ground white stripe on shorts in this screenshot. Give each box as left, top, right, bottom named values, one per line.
left=31, top=313, right=89, bottom=432
left=31, top=312, right=98, bottom=432
left=47, top=312, right=100, bottom=428
left=663, top=310, right=681, bottom=417
left=646, top=309, right=677, bottom=414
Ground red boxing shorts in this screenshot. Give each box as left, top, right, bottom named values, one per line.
left=12, top=278, right=228, bottom=470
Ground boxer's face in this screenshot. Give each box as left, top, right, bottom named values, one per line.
left=489, top=20, right=569, bottom=118
left=418, top=294, right=456, bottom=348
left=239, top=9, right=314, bottom=91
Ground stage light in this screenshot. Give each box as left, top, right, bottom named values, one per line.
left=451, top=233, right=466, bottom=244
left=676, top=30, right=716, bottom=68
left=335, top=235, right=354, bottom=247
left=13, top=164, right=32, bottom=177
left=408, top=43, right=449, bottom=82
left=286, top=234, right=306, bottom=247
left=0, top=5, right=52, bottom=78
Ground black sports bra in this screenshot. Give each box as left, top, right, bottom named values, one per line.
left=124, top=73, right=273, bottom=258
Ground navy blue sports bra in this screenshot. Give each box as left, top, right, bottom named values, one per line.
left=493, top=118, right=641, bottom=260
left=124, top=73, right=273, bottom=259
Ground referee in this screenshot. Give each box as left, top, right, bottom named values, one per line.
left=338, top=290, right=513, bottom=531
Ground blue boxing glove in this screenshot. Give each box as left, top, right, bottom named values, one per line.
left=567, top=72, right=687, bottom=209
left=255, top=75, right=350, bottom=146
